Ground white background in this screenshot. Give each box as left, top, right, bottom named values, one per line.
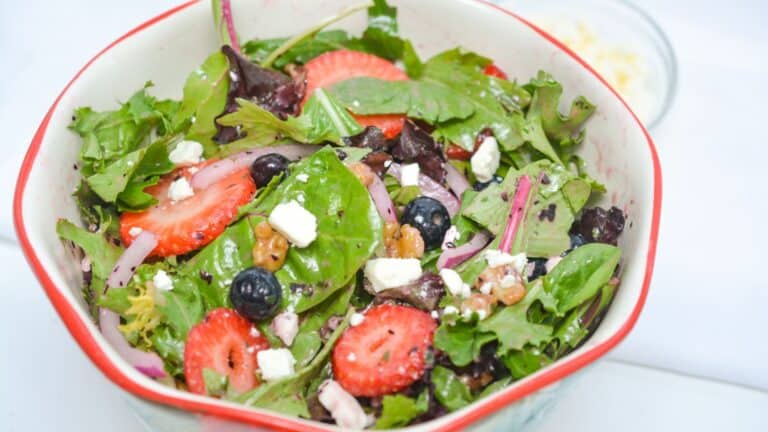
left=1, top=0, right=767, bottom=431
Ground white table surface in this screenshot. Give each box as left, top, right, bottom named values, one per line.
left=1, top=0, right=767, bottom=430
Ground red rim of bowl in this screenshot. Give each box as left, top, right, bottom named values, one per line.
left=12, top=0, right=662, bottom=430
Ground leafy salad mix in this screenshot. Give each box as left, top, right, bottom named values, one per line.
left=58, top=0, right=627, bottom=429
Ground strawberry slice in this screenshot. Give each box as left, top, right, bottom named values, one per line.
left=184, top=308, right=270, bottom=395
left=332, top=304, right=437, bottom=397
left=303, top=50, right=409, bottom=139
left=483, top=63, right=508, bottom=80
left=119, top=162, right=256, bottom=257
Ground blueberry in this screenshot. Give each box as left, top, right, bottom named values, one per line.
left=528, top=258, right=548, bottom=282
left=472, top=175, right=503, bottom=191
left=570, top=233, right=587, bottom=249
left=230, top=267, right=282, bottom=321
left=250, top=153, right=289, bottom=188
left=400, top=196, right=451, bottom=250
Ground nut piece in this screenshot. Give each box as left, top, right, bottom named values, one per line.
left=475, top=264, right=527, bottom=306
left=384, top=222, right=425, bottom=259
left=461, top=293, right=497, bottom=320
left=347, top=162, right=374, bottom=187
left=253, top=221, right=289, bottom=272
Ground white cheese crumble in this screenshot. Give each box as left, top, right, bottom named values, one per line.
left=152, top=270, right=174, bottom=292
left=168, top=140, right=203, bottom=165
left=479, top=282, right=493, bottom=295
left=485, top=250, right=527, bottom=273
left=167, top=177, right=194, bottom=202
left=270, top=311, right=299, bottom=346
left=257, top=348, right=296, bottom=381
left=363, top=258, right=422, bottom=293
left=350, top=313, right=365, bottom=327
left=470, top=136, right=500, bottom=182
left=430, top=310, right=439, bottom=319
left=441, top=225, right=460, bottom=250
left=462, top=306, right=487, bottom=320
left=439, top=268, right=471, bottom=298
left=128, top=227, right=143, bottom=237
left=443, top=305, right=459, bottom=316
left=296, top=173, right=309, bottom=183
left=268, top=200, right=317, bottom=248
left=318, top=380, right=372, bottom=430
left=400, top=163, right=420, bottom=187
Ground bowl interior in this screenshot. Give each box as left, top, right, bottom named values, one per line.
left=15, top=0, right=658, bottom=430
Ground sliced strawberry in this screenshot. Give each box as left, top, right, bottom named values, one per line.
left=119, top=162, right=256, bottom=257
left=332, top=304, right=437, bottom=397
left=303, top=50, right=409, bottom=139
left=483, top=63, right=508, bottom=80
left=446, top=144, right=474, bottom=160
left=184, top=308, right=270, bottom=395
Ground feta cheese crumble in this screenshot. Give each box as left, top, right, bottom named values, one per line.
left=152, top=270, right=174, bottom=291
left=270, top=311, right=299, bottom=346
left=350, top=313, right=365, bottom=327
left=485, top=250, right=527, bottom=273
left=439, top=268, right=471, bottom=298
left=443, top=305, right=459, bottom=316
left=363, top=258, right=422, bottom=292
left=257, top=348, right=296, bottom=381
left=128, top=227, right=143, bottom=237
left=167, top=177, right=194, bottom=202
left=268, top=200, right=318, bottom=248
left=400, top=163, right=420, bottom=187
left=318, top=380, right=372, bottom=430
left=470, top=136, right=501, bottom=182
left=168, top=140, right=203, bottom=165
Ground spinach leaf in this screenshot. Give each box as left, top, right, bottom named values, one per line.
left=330, top=77, right=475, bottom=123
left=216, top=90, right=362, bottom=149
left=477, top=280, right=555, bottom=353
left=159, top=276, right=205, bottom=339
left=176, top=218, right=256, bottom=310
left=433, top=320, right=495, bottom=367
left=291, top=283, right=354, bottom=367
left=432, top=366, right=472, bottom=412
left=243, top=30, right=351, bottom=69
left=526, top=71, right=596, bottom=147
left=150, top=325, right=186, bottom=377
left=375, top=391, right=429, bottom=429
left=56, top=219, right=122, bottom=280
left=476, top=377, right=513, bottom=400
left=238, top=310, right=353, bottom=417
left=501, top=346, right=553, bottom=379
left=70, top=83, right=177, bottom=175
left=544, top=243, right=621, bottom=314
left=173, top=51, right=231, bottom=154
left=255, top=148, right=382, bottom=313
left=72, top=181, right=120, bottom=238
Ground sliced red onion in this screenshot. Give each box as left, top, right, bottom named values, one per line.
left=389, top=163, right=461, bottom=216
left=368, top=174, right=398, bottom=223
left=445, top=163, right=471, bottom=198
left=437, top=231, right=492, bottom=270
left=499, top=175, right=533, bottom=253
left=106, top=231, right=157, bottom=289
left=99, top=308, right=166, bottom=378
left=270, top=311, right=299, bottom=346
left=191, top=144, right=319, bottom=190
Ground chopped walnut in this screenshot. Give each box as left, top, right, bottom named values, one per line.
left=461, top=293, right=497, bottom=320
left=252, top=221, right=289, bottom=271
left=475, top=264, right=527, bottom=306
left=347, top=162, right=375, bottom=187
left=384, top=222, right=425, bottom=259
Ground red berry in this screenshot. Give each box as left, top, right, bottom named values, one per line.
left=183, top=308, right=270, bottom=395
left=303, top=50, right=409, bottom=139
left=483, top=63, right=508, bottom=80
left=332, top=304, right=437, bottom=397
left=119, top=162, right=256, bottom=257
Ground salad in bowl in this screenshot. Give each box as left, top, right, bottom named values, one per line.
left=51, top=0, right=631, bottom=429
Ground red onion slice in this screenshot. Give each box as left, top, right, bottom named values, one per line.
left=437, top=231, right=492, bottom=270
left=445, top=163, right=471, bottom=198
left=106, top=231, right=157, bottom=289
left=388, top=163, right=461, bottom=216
left=99, top=308, right=166, bottom=378
left=368, top=174, right=398, bottom=223
left=499, top=175, right=533, bottom=253
left=191, top=144, right=319, bottom=189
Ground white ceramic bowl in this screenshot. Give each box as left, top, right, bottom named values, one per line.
left=13, top=0, right=661, bottom=430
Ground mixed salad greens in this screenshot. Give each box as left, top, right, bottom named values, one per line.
left=57, top=0, right=627, bottom=428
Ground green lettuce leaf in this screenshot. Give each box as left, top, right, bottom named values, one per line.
left=56, top=219, right=122, bottom=280
left=375, top=391, right=429, bottom=429
left=291, top=283, right=354, bottom=367
left=330, top=77, right=475, bottom=123
left=433, top=320, right=495, bottom=367
left=255, top=148, right=382, bottom=313
left=243, top=30, right=351, bottom=69
left=432, top=366, right=472, bottom=412
left=526, top=71, right=597, bottom=147
left=173, top=51, right=231, bottom=154
left=216, top=90, right=362, bottom=149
